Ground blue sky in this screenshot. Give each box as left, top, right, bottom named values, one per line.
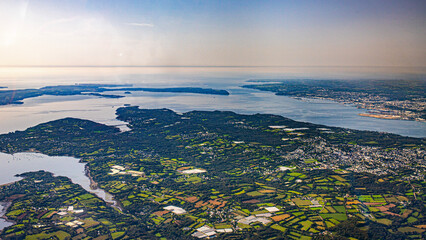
left=0, top=0, right=425, bottom=66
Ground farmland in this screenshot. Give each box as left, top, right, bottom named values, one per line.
left=0, top=107, right=424, bottom=239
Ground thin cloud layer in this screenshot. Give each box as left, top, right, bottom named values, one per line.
left=125, top=22, right=154, bottom=27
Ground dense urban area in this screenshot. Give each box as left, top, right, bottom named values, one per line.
left=0, top=107, right=424, bottom=239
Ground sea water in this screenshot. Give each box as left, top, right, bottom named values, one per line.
left=0, top=152, right=117, bottom=230
left=0, top=66, right=424, bottom=137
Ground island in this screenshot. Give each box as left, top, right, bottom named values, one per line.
left=0, top=107, right=424, bottom=239
left=0, top=84, right=230, bottom=105
left=242, top=79, right=426, bottom=122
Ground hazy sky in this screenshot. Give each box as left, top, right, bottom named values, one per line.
left=0, top=0, right=425, bottom=66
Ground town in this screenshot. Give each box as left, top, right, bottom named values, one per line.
left=243, top=79, right=426, bottom=122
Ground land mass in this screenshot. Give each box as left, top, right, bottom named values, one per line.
left=0, top=107, right=424, bottom=239
left=0, top=84, right=230, bottom=105
left=243, top=79, right=426, bottom=122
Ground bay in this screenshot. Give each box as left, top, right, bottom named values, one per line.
left=0, top=152, right=118, bottom=230
left=0, top=66, right=424, bottom=137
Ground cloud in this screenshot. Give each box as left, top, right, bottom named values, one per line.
left=125, top=22, right=154, bottom=27
left=38, top=16, right=81, bottom=32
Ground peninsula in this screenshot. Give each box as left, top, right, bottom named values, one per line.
left=0, top=84, right=230, bottom=105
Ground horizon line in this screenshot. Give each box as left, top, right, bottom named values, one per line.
left=0, top=65, right=425, bottom=68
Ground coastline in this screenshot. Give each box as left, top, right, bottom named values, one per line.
left=286, top=95, right=424, bottom=123
left=84, top=165, right=98, bottom=190
left=84, top=165, right=123, bottom=212
left=0, top=201, right=15, bottom=232
left=358, top=113, right=403, bottom=120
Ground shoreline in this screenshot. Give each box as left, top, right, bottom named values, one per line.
left=358, top=113, right=404, bottom=120
left=84, top=165, right=98, bottom=190
left=286, top=95, right=424, bottom=123
left=84, top=165, right=123, bottom=212
left=0, top=201, right=15, bottom=232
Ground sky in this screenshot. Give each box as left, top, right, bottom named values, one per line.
left=0, top=0, right=425, bottom=67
